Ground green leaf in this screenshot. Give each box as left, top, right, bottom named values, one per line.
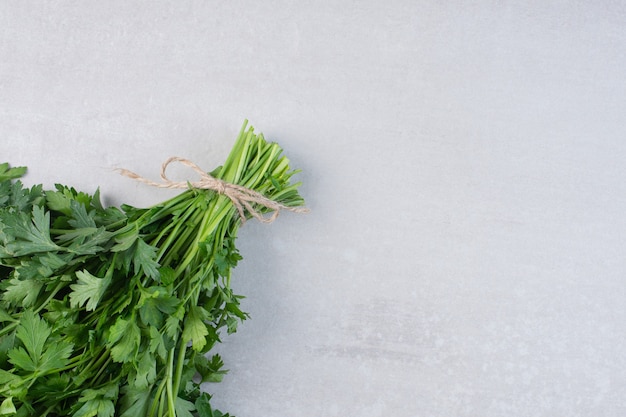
left=182, top=306, right=210, bottom=352
left=195, top=393, right=213, bottom=417
left=0, top=184, right=9, bottom=208
left=0, top=397, right=16, bottom=416
left=0, top=369, right=21, bottom=386
left=153, top=293, right=179, bottom=314
left=29, top=373, right=71, bottom=399
left=132, top=350, right=157, bottom=390
left=69, top=270, right=111, bottom=311
left=73, top=398, right=115, bottom=417
left=7, top=182, right=30, bottom=213
left=2, top=207, right=61, bottom=256
left=148, top=327, right=169, bottom=360
left=7, top=310, right=73, bottom=375
left=0, top=308, right=15, bottom=323
left=7, top=347, right=36, bottom=372
left=175, top=397, right=196, bottom=417
left=225, top=316, right=238, bottom=334
left=68, top=200, right=96, bottom=229
left=38, top=339, right=73, bottom=373
left=56, top=226, right=110, bottom=252
left=45, top=189, right=72, bottom=216
left=0, top=335, right=16, bottom=368
left=195, top=354, right=228, bottom=383
left=13, top=402, right=34, bottom=417
left=106, top=317, right=140, bottom=363
left=195, top=393, right=231, bottom=417
left=92, top=203, right=126, bottom=228
left=26, top=206, right=57, bottom=252
left=1, top=277, right=43, bottom=308
left=164, top=314, right=181, bottom=341
left=41, top=299, right=76, bottom=329
left=138, top=300, right=162, bottom=328
left=33, top=252, right=72, bottom=277
left=132, top=239, right=160, bottom=280
left=74, top=384, right=118, bottom=417
left=138, top=287, right=179, bottom=328
left=119, top=386, right=151, bottom=417
left=214, top=252, right=229, bottom=277
left=14, top=310, right=50, bottom=361
left=110, top=228, right=138, bottom=252
left=69, top=227, right=111, bottom=255
left=158, top=266, right=176, bottom=286
left=0, top=163, right=26, bottom=183
left=90, top=188, right=104, bottom=211
left=46, top=185, right=93, bottom=215
left=10, top=252, right=70, bottom=282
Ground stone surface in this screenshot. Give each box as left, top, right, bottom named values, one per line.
left=2, top=2, right=626, bottom=416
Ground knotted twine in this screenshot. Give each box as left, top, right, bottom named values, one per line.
left=116, top=156, right=309, bottom=224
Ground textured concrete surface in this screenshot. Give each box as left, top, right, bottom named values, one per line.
left=2, top=2, right=626, bottom=416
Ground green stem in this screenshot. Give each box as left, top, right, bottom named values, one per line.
left=33, top=280, right=67, bottom=315
left=166, top=348, right=177, bottom=417
left=41, top=404, right=56, bottom=417
left=171, top=337, right=188, bottom=402
left=91, top=355, right=113, bottom=386
left=149, top=376, right=168, bottom=417
left=0, top=320, right=18, bottom=337
left=152, top=205, right=200, bottom=262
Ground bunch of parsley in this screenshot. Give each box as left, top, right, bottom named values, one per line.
left=0, top=122, right=306, bottom=417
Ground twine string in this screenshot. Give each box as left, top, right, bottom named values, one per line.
left=116, top=156, right=308, bottom=224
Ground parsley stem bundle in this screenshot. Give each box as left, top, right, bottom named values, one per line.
left=0, top=121, right=307, bottom=417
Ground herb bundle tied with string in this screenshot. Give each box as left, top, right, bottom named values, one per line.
left=0, top=121, right=308, bottom=417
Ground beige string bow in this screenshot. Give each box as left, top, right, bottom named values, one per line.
left=117, top=156, right=309, bottom=224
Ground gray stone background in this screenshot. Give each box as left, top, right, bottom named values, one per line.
left=2, top=1, right=626, bottom=416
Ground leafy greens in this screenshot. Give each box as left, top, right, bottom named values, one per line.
left=0, top=121, right=307, bottom=416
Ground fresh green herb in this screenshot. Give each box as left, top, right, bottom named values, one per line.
left=0, top=121, right=307, bottom=416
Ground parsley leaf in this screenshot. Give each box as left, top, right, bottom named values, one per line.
left=1, top=277, right=43, bottom=308
left=175, top=397, right=196, bottom=417
left=73, top=384, right=118, bottom=417
left=0, top=308, right=14, bottom=323
left=106, top=317, right=140, bottom=363
left=195, top=393, right=232, bottom=417
left=137, top=286, right=179, bottom=328
left=0, top=163, right=26, bottom=183
left=69, top=270, right=111, bottom=311
left=132, top=350, right=157, bottom=390
left=118, top=385, right=151, bottom=417
left=1, top=206, right=61, bottom=257
left=7, top=310, right=73, bottom=375
left=0, top=396, right=16, bottom=415
left=182, top=306, right=210, bottom=352
left=68, top=200, right=97, bottom=229
left=194, top=354, right=228, bottom=383
left=132, top=239, right=160, bottom=281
